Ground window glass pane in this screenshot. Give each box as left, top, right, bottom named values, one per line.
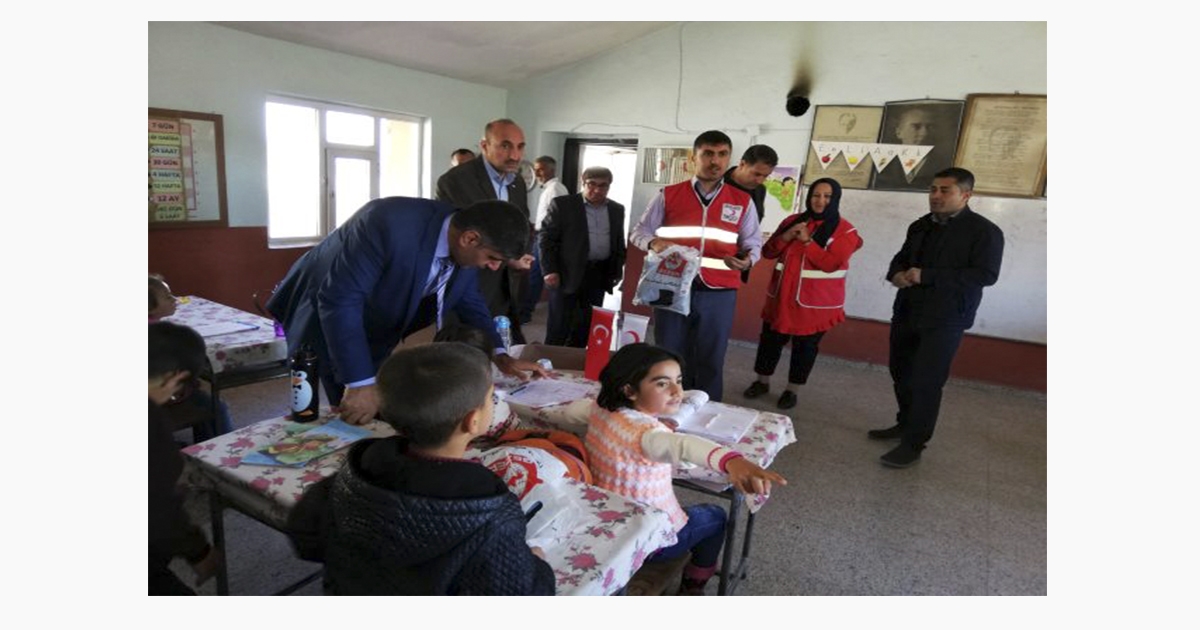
left=380, top=118, right=421, bottom=198
left=266, top=102, right=320, bottom=239
left=326, top=110, right=375, bottom=147
left=333, top=157, right=372, bottom=228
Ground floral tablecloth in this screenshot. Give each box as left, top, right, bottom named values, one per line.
left=499, top=371, right=796, bottom=514
left=165, top=296, right=288, bottom=373
left=181, top=411, right=676, bottom=596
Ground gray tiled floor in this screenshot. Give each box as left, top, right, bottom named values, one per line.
left=179, top=303, right=1046, bottom=595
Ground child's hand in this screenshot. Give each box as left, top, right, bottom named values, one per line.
left=190, top=546, right=223, bottom=586
left=529, top=546, right=546, bottom=560
left=724, top=457, right=787, bottom=496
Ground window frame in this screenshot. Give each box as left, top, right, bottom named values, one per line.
left=265, top=94, right=427, bottom=248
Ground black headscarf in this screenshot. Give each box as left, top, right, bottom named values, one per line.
left=794, top=177, right=842, bottom=248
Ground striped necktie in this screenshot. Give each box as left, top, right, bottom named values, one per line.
left=433, top=257, right=455, bottom=330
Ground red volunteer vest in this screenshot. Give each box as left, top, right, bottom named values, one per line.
left=659, top=180, right=751, bottom=289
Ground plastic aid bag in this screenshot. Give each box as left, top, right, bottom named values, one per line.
left=632, top=245, right=701, bottom=316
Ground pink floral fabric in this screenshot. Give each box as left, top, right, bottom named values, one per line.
left=182, top=411, right=676, bottom=595
left=164, top=296, right=288, bottom=373
left=500, top=372, right=796, bottom=514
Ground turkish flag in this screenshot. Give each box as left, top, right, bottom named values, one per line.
left=584, top=307, right=616, bottom=381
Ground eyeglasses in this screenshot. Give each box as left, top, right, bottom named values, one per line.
left=583, top=180, right=611, bottom=189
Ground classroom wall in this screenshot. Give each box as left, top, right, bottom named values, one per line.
left=508, top=21, right=1047, bottom=390
left=147, top=22, right=508, bottom=310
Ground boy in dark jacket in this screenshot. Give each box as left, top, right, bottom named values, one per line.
left=288, top=343, right=555, bottom=595
left=149, top=322, right=221, bottom=594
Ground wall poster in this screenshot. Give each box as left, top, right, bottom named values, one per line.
left=148, top=107, right=228, bottom=228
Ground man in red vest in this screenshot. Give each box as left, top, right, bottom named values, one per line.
left=630, top=131, right=763, bottom=401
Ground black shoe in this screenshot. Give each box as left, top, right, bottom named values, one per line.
left=777, top=390, right=797, bottom=410
left=880, top=444, right=922, bottom=468
left=743, top=381, right=770, bottom=399
left=867, top=424, right=903, bottom=440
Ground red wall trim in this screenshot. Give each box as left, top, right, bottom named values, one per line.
left=621, top=247, right=1045, bottom=392
left=148, top=227, right=309, bottom=315
left=149, top=230, right=1045, bottom=392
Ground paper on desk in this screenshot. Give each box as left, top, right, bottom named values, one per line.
left=674, top=403, right=758, bottom=444
left=191, top=320, right=258, bottom=337
left=501, top=379, right=594, bottom=409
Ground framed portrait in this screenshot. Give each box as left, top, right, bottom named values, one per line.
left=801, top=105, right=884, bottom=190
left=952, top=94, right=1047, bottom=198
left=871, top=99, right=965, bottom=192
left=148, top=107, right=228, bottom=229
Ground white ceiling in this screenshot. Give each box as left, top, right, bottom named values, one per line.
left=211, top=21, right=677, bottom=89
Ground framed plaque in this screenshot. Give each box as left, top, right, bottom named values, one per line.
left=952, top=94, right=1047, bottom=198
left=148, top=107, right=229, bottom=228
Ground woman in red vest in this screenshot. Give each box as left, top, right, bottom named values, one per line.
left=743, top=178, right=863, bottom=410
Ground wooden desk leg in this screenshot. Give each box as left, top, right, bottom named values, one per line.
left=209, top=492, right=229, bottom=596
left=717, top=490, right=744, bottom=596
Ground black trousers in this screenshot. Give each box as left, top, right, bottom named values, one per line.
left=753, top=321, right=826, bottom=385
left=149, top=565, right=196, bottom=595
left=888, top=318, right=965, bottom=449
left=545, top=262, right=609, bottom=348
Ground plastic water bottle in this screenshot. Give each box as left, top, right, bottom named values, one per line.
left=494, top=315, right=513, bottom=353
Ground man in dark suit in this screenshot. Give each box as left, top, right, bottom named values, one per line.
left=267, top=197, right=547, bottom=425
left=870, top=168, right=1004, bottom=468
left=538, top=166, right=626, bottom=348
left=436, top=118, right=534, bottom=344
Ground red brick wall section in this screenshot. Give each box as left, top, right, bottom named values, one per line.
left=148, top=227, right=309, bottom=315
left=620, top=247, right=1046, bottom=392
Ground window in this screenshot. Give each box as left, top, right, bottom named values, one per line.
left=265, top=97, right=426, bottom=247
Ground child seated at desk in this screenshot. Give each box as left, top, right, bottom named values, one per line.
left=586, top=343, right=788, bottom=595
left=148, top=274, right=233, bottom=442
left=287, top=343, right=556, bottom=595
left=148, top=322, right=221, bottom=594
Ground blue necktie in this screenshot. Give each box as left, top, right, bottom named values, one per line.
left=433, top=258, right=454, bottom=330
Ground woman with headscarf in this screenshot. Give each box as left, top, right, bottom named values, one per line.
left=743, top=178, right=863, bottom=410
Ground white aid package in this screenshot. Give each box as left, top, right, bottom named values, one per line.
left=477, top=446, right=586, bottom=548
left=632, top=245, right=701, bottom=316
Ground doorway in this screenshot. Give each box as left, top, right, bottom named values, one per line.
left=561, top=138, right=638, bottom=310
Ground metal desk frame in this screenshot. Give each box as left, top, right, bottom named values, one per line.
left=672, top=479, right=755, bottom=596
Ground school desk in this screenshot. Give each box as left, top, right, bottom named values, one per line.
left=498, top=370, right=796, bottom=595
left=165, top=296, right=290, bottom=436
left=180, top=411, right=676, bottom=595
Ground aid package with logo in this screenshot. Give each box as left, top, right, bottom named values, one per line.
left=632, top=245, right=701, bottom=316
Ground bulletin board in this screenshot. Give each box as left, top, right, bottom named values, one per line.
left=148, top=107, right=228, bottom=229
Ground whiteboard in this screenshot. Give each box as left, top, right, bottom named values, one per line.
left=837, top=189, right=1047, bottom=344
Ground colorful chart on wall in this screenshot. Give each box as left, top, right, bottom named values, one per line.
left=148, top=107, right=228, bottom=228
left=759, top=165, right=800, bottom=234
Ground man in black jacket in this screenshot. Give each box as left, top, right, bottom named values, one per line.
left=149, top=322, right=221, bottom=594
left=539, top=166, right=627, bottom=347
left=870, top=167, right=1004, bottom=468
left=723, top=144, right=778, bottom=283
left=436, top=119, right=535, bottom=343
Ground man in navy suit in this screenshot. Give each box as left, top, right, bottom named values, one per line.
left=267, top=197, right=547, bottom=425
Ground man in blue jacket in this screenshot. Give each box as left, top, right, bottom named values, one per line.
left=870, top=168, right=1004, bottom=468
left=268, top=197, right=547, bottom=425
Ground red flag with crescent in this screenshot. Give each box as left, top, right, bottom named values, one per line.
left=585, top=307, right=616, bottom=381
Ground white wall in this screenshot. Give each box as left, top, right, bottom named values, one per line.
left=149, top=22, right=507, bottom=227
left=508, top=21, right=1047, bottom=343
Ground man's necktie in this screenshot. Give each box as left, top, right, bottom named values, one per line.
left=433, top=258, right=454, bottom=330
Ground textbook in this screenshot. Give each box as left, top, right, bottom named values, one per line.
left=240, top=419, right=372, bottom=467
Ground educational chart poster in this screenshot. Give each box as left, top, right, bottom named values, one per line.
left=759, top=165, right=800, bottom=234
left=802, top=105, right=884, bottom=190
left=148, top=108, right=227, bottom=227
